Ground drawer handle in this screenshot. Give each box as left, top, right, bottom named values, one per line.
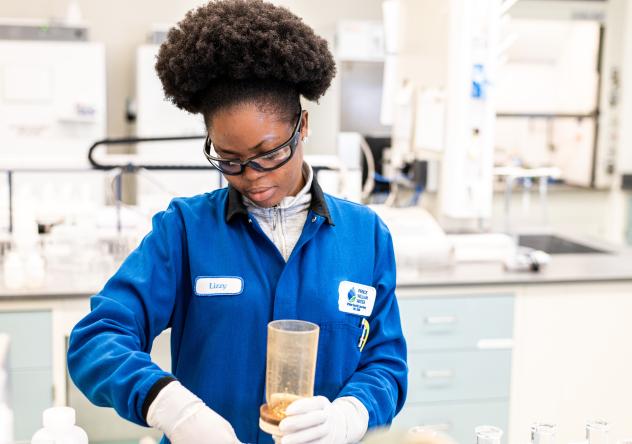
left=476, top=338, right=514, bottom=350
left=424, top=315, right=457, bottom=325
left=422, top=369, right=454, bottom=379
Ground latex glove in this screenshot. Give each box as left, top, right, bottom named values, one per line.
left=146, top=380, right=240, bottom=444
left=278, top=396, right=368, bottom=444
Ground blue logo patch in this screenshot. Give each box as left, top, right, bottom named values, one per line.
left=347, top=287, right=356, bottom=303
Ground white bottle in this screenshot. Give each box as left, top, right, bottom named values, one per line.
left=24, top=250, right=46, bottom=289
left=3, top=251, right=25, bottom=290
left=31, top=406, right=88, bottom=444
left=0, top=403, right=13, bottom=444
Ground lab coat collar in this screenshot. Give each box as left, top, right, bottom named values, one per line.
left=225, top=166, right=334, bottom=225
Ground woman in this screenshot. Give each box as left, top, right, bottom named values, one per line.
left=67, top=1, right=407, bottom=443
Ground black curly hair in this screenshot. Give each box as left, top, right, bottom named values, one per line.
left=155, top=0, right=337, bottom=125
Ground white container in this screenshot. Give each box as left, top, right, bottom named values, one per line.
left=31, top=407, right=88, bottom=444
left=0, top=403, right=13, bottom=444
left=3, top=251, right=25, bottom=290
left=24, top=251, right=46, bottom=289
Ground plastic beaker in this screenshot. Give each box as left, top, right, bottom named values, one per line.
left=531, top=423, right=557, bottom=444
left=260, top=320, right=319, bottom=433
left=475, top=425, right=503, bottom=444
left=586, top=419, right=609, bottom=444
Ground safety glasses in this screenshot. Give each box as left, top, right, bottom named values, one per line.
left=203, top=111, right=304, bottom=175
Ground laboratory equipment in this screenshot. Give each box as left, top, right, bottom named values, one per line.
left=494, top=19, right=600, bottom=187
left=447, top=233, right=516, bottom=262
left=31, top=407, right=88, bottom=444
left=598, top=0, right=632, bottom=189
left=531, top=423, right=557, bottom=444
left=369, top=205, right=454, bottom=272
left=338, top=132, right=386, bottom=203
left=475, top=425, right=503, bottom=444
left=0, top=31, right=106, bottom=169
left=0, top=21, right=107, bottom=242
left=503, top=246, right=551, bottom=272
left=88, top=135, right=220, bottom=238
left=259, top=320, right=319, bottom=437
left=304, top=153, right=362, bottom=203
left=3, top=208, right=46, bottom=290
left=493, top=166, right=562, bottom=234
left=384, top=0, right=505, bottom=229
left=586, top=420, right=610, bottom=444
left=0, top=19, right=88, bottom=41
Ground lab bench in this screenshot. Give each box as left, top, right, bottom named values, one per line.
left=2, top=247, right=632, bottom=443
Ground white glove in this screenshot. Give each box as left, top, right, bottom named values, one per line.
left=146, top=380, right=240, bottom=444
left=278, top=396, right=369, bottom=444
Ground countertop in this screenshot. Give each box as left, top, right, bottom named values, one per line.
left=398, top=250, right=632, bottom=288
left=1, top=238, right=632, bottom=299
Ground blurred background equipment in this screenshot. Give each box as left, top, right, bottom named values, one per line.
left=0, top=22, right=106, bottom=169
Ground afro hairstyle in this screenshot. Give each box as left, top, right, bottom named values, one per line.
left=155, top=0, right=337, bottom=122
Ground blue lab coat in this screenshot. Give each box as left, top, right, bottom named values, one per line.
left=67, top=179, right=408, bottom=444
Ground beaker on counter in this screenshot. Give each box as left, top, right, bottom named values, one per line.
left=475, top=425, right=503, bottom=444
left=531, top=423, right=557, bottom=444
left=259, top=320, right=319, bottom=436
left=586, top=419, right=609, bottom=444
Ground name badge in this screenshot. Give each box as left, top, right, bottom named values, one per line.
left=195, top=277, right=244, bottom=296
left=338, top=281, right=376, bottom=317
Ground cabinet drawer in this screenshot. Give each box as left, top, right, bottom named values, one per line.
left=399, top=295, right=514, bottom=351
left=0, top=311, right=52, bottom=369
left=407, top=350, right=511, bottom=403
left=393, top=400, right=509, bottom=444
left=10, top=368, right=53, bottom=440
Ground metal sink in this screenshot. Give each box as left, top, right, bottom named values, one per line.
left=518, top=234, right=610, bottom=255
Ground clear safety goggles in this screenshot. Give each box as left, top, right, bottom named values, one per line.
left=203, top=110, right=304, bottom=176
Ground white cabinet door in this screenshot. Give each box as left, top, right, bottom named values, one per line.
left=510, top=282, right=632, bottom=443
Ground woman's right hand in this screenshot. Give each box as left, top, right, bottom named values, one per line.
left=168, top=402, right=240, bottom=444
left=147, top=380, right=240, bottom=444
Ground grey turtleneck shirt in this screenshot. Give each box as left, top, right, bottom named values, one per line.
left=243, top=163, right=313, bottom=261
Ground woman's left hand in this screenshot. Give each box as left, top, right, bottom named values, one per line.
left=278, top=396, right=368, bottom=444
